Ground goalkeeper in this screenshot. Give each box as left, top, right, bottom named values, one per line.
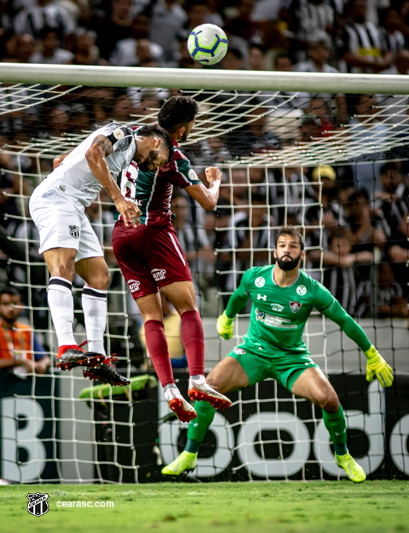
left=162, top=225, right=394, bottom=482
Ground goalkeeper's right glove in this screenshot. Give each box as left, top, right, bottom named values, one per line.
left=216, top=311, right=234, bottom=340
left=365, top=345, right=394, bottom=388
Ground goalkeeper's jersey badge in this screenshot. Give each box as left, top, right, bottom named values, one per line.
left=290, top=301, right=302, bottom=313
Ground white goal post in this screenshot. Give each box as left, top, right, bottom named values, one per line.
left=0, top=63, right=407, bottom=484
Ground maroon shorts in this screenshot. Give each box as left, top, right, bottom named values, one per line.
left=112, top=221, right=192, bottom=298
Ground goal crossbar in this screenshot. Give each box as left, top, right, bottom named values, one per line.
left=1, top=62, right=409, bottom=94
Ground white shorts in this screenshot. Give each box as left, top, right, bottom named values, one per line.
left=29, top=185, right=103, bottom=262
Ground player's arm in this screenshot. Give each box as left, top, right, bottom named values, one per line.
left=85, top=134, right=140, bottom=228
left=186, top=167, right=222, bottom=210
left=53, top=152, right=71, bottom=169
left=319, top=293, right=394, bottom=388
left=217, top=272, right=251, bottom=340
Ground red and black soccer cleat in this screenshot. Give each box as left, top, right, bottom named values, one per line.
left=188, top=380, right=232, bottom=410
left=82, top=357, right=130, bottom=387
left=57, top=341, right=105, bottom=371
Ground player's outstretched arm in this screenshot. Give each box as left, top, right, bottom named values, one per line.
left=187, top=167, right=222, bottom=210
left=217, top=278, right=251, bottom=339
left=322, top=297, right=394, bottom=388
left=364, top=345, right=394, bottom=388
left=85, top=135, right=140, bottom=227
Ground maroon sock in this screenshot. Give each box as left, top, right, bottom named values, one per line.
left=180, top=310, right=205, bottom=377
left=144, top=320, right=174, bottom=387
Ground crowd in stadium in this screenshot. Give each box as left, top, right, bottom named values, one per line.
left=0, top=0, right=408, bottom=326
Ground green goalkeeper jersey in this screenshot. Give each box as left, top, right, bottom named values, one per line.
left=225, top=265, right=371, bottom=356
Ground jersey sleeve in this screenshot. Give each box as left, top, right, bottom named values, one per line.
left=105, top=124, right=134, bottom=152
left=225, top=268, right=255, bottom=318
left=163, top=152, right=201, bottom=188
left=314, top=280, right=372, bottom=352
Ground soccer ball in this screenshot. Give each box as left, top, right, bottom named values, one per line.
left=187, top=24, right=228, bottom=66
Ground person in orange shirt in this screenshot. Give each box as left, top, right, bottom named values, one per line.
left=0, top=287, right=50, bottom=374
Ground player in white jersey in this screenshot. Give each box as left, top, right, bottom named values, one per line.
left=29, top=123, right=172, bottom=386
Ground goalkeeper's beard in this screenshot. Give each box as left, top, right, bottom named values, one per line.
left=276, top=252, right=302, bottom=271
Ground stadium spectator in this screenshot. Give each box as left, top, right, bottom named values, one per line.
left=223, top=0, right=260, bottom=44
left=0, top=286, right=50, bottom=375
left=30, top=27, right=74, bottom=64
left=376, top=261, right=408, bottom=318
left=322, top=227, right=374, bottom=316
left=13, top=0, right=76, bottom=49
left=294, top=31, right=347, bottom=125
left=171, top=192, right=216, bottom=283
left=109, top=13, right=164, bottom=66
left=70, top=28, right=109, bottom=66
left=337, top=0, right=393, bottom=73
left=380, top=7, right=406, bottom=56
left=93, top=0, right=134, bottom=62
left=4, top=33, right=36, bottom=63
left=281, top=0, right=335, bottom=62
left=385, top=210, right=409, bottom=298
left=247, top=42, right=268, bottom=70
left=346, top=94, right=389, bottom=193
left=143, top=0, right=187, bottom=67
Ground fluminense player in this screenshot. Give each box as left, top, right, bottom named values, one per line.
left=29, top=123, right=171, bottom=386
left=112, top=96, right=231, bottom=421
left=162, top=225, right=394, bottom=481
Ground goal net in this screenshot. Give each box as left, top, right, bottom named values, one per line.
left=0, top=64, right=407, bottom=483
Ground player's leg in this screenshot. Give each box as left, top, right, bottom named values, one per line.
left=162, top=280, right=231, bottom=410
left=74, top=254, right=129, bottom=386
left=291, top=366, right=366, bottom=482
left=75, top=255, right=110, bottom=355
left=111, top=221, right=194, bottom=415
left=29, top=191, right=103, bottom=369
left=162, top=355, right=250, bottom=476
left=136, top=292, right=196, bottom=422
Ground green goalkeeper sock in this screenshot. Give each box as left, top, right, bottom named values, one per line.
left=323, top=405, right=348, bottom=456
left=185, top=401, right=216, bottom=453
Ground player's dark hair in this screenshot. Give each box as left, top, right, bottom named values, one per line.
left=0, top=286, right=21, bottom=299
left=275, top=226, right=305, bottom=250
left=136, top=124, right=173, bottom=158
left=158, top=96, right=198, bottom=133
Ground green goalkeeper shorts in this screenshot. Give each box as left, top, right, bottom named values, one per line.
left=227, top=344, right=319, bottom=392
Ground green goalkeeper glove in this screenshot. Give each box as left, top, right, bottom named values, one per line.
left=365, top=345, right=394, bottom=388
left=217, top=311, right=234, bottom=340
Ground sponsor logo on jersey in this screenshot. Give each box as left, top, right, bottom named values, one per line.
left=255, top=307, right=297, bottom=328
left=127, top=279, right=140, bottom=293
left=152, top=268, right=166, bottom=281
left=188, top=169, right=198, bottom=181
left=296, top=285, right=307, bottom=296
left=255, top=277, right=265, bottom=288
left=234, top=347, right=246, bottom=355
left=257, top=294, right=267, bottom=301
left=113, top=127, right=125, bottom=140
left=27, top=492, right=49, bottom=517
left=68, top=225, right=79, bottom=239
left=290, top=301, right=302, bottom=313
left=271, top=303, right=284, bottom=312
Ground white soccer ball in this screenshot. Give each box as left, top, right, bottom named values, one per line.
left=187, top=24, right=228, bottom=66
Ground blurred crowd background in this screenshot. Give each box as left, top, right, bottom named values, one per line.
left=0, top=0, right=408, bottom=360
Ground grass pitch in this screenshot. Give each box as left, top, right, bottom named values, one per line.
left=1, top=480, right=408, bottom=533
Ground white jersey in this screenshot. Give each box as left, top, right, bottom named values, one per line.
left=39, top=123, right=137, bottom=208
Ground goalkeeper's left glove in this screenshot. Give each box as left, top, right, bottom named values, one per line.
left=216, top=311, right=234, bottom=340
left=365, top=345, right=394, bottom=388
